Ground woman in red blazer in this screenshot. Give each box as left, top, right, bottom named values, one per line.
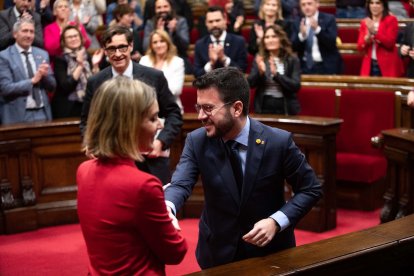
left=357, top=0, right=403, bottom=77
left=77, top=77, right=187, bottom=275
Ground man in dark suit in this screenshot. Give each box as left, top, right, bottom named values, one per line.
left=193, top=6, right=247, bottom=78
left=0, top=0, right=44, bottom=51
left=0, top=19, right=55, bottom=125
left=164, top=67, right=322, bottom=269
left=80, top=26, right=182, bottom=185
left=291, top=0, right=342, bottom=74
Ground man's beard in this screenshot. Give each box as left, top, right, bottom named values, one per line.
left=209, top=27, right=223, bottom=38
left=203, top=110, right=234, bottom=138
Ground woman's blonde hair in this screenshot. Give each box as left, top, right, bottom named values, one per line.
left=146, top=30, right=177, bottom=64
left=83, top=77, right=156, bottom=161
left=258, top=0, right=283, bottom=20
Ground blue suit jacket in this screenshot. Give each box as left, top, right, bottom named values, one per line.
left=165, top=118, right=322, bottom=269
left=0, top=44, right=55, bottom=124
left=291, top=12, right=342, bottom=74
left=193, top=33, right=247, bottom=77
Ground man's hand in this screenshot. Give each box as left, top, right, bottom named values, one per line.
left=147, top=139, right=163, bottom=158
left=166, top=206, right=181, bottom=231
left=299, top=18, right=307, bottom=38
left=242, top=218, right=279, bottom=247
left=209, top=43, right=218, bottom=64
left=401, top=45, right=410, bottom=56
left=308, top=17, right=318, bottom=31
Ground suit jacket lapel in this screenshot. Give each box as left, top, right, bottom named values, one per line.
left=11, top=45, right=26, bottom=80
left=242, top=119, right=266, bottom=205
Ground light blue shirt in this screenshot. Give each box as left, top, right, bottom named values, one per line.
left=112, top=61, right=133, bottom=78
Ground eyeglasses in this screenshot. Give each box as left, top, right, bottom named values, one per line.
left=104, top=44, right=130, bottom=55
left=194, top=102, right=233, bottom=116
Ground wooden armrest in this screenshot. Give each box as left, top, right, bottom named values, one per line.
left=371, top=134, right=384, bottom=149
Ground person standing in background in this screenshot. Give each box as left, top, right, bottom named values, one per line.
left=80, top=26, right=182, bottom=185
left=357, top=0, right=403, bottom=77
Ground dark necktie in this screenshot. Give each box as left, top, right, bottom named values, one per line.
left=226, top=140, right=243, bottom=194
left=305, top=27, right=314, bottom=70
left=22, top=51, right=41, bottom=107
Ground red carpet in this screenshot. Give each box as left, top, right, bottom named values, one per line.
left=0, top=209, right=380, bottom=275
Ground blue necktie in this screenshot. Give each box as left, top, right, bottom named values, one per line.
left=22, top=51, right=41, bottom=107
left=226, top=140, right=243, bottom=194
left=305, top=27, right=314, bottom=70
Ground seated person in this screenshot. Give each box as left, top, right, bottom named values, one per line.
left=408, top=90, right=414, bottom=108
left=78, top=76, right=187, bottom=275
left=291, top=0, right=342, bottom=74
left=357, top=0, right=403, bottom=77
left=143, top=0, right=191, bottom=73
left=336, top=0, right=366, bottom=18
left=106, top=0, right=143, bottom=29
left=112, top=4, right=144, bottom=62
left=44, top=0, right=91, bottom=62
left=140, top=30, right=185, bottom=114
left=0, top=0, right=44, bottom=51
left=248, top=25, right=301, bottom=115
left=193, top=6, right=247, bottom=78
left=248, top=0, right=292, bottom=56
left=52, top=25, right=102, bottom=119
left=143, top=0, right=193, bottom=30
left=0, top=19, right=56, bottom=125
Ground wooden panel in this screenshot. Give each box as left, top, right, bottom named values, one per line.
left=189, top=214, right=414, bottom=275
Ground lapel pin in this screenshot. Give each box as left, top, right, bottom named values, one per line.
left=225, top=43, right=230, bottom=47
left=256, top=139, right=262, bottom=144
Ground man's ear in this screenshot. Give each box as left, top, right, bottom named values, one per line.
left=233, top=100, right=244, bottom=117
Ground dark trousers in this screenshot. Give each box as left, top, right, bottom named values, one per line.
left=370, top=59, right=382, bottom=76
left=136, top=156, right=171, bottom=185
left=260, top=95, right=287, bottom=115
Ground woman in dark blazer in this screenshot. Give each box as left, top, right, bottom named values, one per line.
left=52, top=25, right=102, bottom=118
left=248, top=25, right=301, bottom=115
left=248, top=0, right=291, bottom=55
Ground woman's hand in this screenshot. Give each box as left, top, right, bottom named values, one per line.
left=255, top=55, right=266, bottom=75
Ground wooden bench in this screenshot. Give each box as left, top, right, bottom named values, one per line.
left=189, top=214, right=414, bottom=275
left=298, top=75, right=414, bottom=210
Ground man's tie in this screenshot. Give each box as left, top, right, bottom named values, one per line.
left=305, top=27, right=314, bottom=70
left=22, top=51, right=41, bottom=107
left=226, top=140, right=243, bottom=194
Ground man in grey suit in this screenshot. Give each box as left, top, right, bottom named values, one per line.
left=0, top=19, right=55, bottom=125
left=0, top=0, right=44, bottom=51
left=165, top=67, right=322, bottom=269
left=81, top=26, right=182, bottom=185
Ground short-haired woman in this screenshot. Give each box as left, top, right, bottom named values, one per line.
left=52, top=25, right=102, bottom=118
left=77, top=77, right=187, bottom=275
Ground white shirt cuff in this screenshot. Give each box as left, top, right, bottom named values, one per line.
left=165, top=200, right=177, bottom=216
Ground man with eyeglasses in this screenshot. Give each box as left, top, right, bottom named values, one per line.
left=164, top=67, right=322, bottom=269
left=80, top=26, right=182, bottom=185
left=0, top=0, right=44, bottom=51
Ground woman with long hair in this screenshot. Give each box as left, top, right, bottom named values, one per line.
left=248, top=0, right=291, bottom=55
left=357, top=0, right=403, bottom=77
left=248, top=25, right=301, bottom=115
left=140, top=29, right=184, bottom=113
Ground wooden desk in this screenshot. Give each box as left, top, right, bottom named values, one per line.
left=380, top=128, right=414, bottom=223
left=171, top=114, right=343, bottom=232
left=189, top=214, right=414, bottom=276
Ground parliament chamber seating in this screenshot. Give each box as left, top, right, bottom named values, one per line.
left=297, top=75, right=414, bottom=210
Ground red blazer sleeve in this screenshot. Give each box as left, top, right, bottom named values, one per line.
left=357, top=19, right=370, bottom=52
left=374, top=15, right=398, bottom=50
left=134, top=177, right=188, bottom=264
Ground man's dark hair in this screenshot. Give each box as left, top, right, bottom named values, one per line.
left=206, top=5, right=225, bottom=16
left=193, top=67, right=250, bottom=116
left=101, top=26, right=133, bottom=47
left=113, top=4, right=134, bottom=22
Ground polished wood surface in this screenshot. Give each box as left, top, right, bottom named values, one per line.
left=189, top=214, right=414, bottom=276
left=381, top=128, right=414, bottom=223
left=0, top=119, right=85, bottom=234
left=172, top=114, right=343, bottom=232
